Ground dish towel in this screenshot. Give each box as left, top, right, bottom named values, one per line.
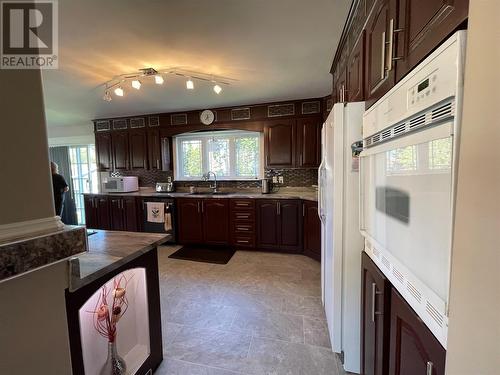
left=146, top=202, right=165, bottom=223
left=164, top=211, right=172, bottom=232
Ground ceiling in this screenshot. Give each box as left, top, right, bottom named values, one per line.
left=41, top=0, right=351, bottom=128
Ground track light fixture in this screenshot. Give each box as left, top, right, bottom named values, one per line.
left=114, top=86, right=124, bottom=96
left=101, top=67, right=236, bottom=101
left=131, top=80, right=141, bottom=89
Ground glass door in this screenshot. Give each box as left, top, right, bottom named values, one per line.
left=69, top=145, right=98, bottom=224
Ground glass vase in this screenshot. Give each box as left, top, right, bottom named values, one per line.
left=99, top=340, right=126, bottom=375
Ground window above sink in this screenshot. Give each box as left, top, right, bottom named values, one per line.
left=173, top=130, right=264, bottom=181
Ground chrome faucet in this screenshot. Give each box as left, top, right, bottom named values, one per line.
left=203, top=171, right=218, bottom=193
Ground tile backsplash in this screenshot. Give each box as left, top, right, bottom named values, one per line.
left=110, top=168, right=318, bottom=188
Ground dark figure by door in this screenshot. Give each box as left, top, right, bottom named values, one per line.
left=51, top=161, right=69, bottom=216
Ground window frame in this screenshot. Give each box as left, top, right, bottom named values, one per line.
left=173, top=130, right=264, bottom=181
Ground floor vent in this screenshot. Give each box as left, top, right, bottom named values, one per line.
left=171, top=113, right=187, bottom=125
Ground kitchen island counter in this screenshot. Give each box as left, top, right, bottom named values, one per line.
left=69, top=230, right=170, bottom=291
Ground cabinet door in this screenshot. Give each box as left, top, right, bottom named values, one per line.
left=278, top=200, right=303, bottom=252
left=111, top=131, right=129, bottom=170
left=348, top=30, right=366, bottom=102
left=303, top=201, right=321, bottom=261
left=159, top=129, right=173, bottom=171
left=84, top=196, right=98, bottom=229
left=109, top=196, right=125, bottom=231
left=123, top=197, right=138, bottom=232
left=95, top=133, right=112, bottom=171
left=264, top=120, right=296, bottom=168
left=335, top=65, right=348, bottom=103
left=296, top=118, right=321, bottom=168
left=202, top=199, right=229, bottom=245
left=147, top=129, right=161, bottom=170
left=389, top=288, right=446, bottom=375
left=256, top=200, right=280, bottom=249
left=395, top=0, right=468, bottom=82
left=365, top=0, right=396, bottom=108
left=129, top=129, right=147, bottom=170
left=96, top=196, right=111, bottom=230
left=177, top=198, right=203, bottom=244
left=362, top=252, right=391, bottom=375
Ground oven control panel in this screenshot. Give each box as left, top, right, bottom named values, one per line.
left=408, top=70, right=439, bottom=107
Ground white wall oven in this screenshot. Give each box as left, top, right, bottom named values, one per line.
left=359, top=31, right=466, bottom=348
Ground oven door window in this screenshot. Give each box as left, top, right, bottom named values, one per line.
left=361, top=131, right=453, bottom=302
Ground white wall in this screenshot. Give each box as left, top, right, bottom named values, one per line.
left=48, top=122, right=94, bottom=146
left=445, top=1, right=500, bottom=374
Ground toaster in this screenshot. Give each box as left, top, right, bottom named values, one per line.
left=156, top=182, right=175, bottom=193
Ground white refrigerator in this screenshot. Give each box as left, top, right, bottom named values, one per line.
left=318, top=102, right=364, bottom=373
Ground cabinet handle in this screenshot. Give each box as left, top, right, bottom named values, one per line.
left=237, top=240, right=250, bottom=244
left=426, top=361, right=434, bottom=375
left=371, top=282, right=383, bottom=322
left=197, top=201, right=201, bottom=213
left=201, top=201, right=204, bottom=213
left=156, top=160, right=160, bottom=169
left=276, top=202, right=281, bottom=215
left=387, top=19, right=404, bottom=71
left=302, top=203, right=305, bottom=217
left=380, top=31, right=386, bottom=80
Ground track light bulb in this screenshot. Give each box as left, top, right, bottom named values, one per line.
left=155, top=75, right=164, bottom=85
left=131, top=80, right=141, bottom=89
left=213, top=84, right=222, bottom=94
left=114, top=86, right=124, bottom=96
left=186, top=79, right=194, bottom=90
left=103, top=91, right=112, bottom=102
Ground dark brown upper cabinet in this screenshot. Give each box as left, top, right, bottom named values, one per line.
left=147, top=129, right=162, bottom=171
left=159, top=128, right=173, bottom=172
left=388, top=288, right=446, bottom=375
left=362, top=252, right=391, bottom=375
left=394, top=0, right=468, bottom=82
left=95, top=132, right=112, bottom=171
left=111, top=131, right=129, bottom=170
left=264, top=120, right=296, bottom=168
left=129, top=129, right=147, bottom=170
left=296, top=117, right=321, bottom=168
left=365, top=0, right=397, bottom=108
left=335, top=65, right=348, bottom=103
left=347, top=30, right=366, bottom=102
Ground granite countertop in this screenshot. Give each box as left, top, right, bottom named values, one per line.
left=68, top=230, right=170, bottom=292
left=84, top=187, right=318, bottom=202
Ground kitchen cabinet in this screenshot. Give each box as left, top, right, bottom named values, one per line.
left=95, top=132, right=112, bottom=171
left=129, top=129, right=147, bottom=170
left=347, top=30, right=365, bottom=102
left=177, top=198, right=229, bottom=245
left=264, top=120, right=296, bottom=168
left=296, top=118, right=321, bottom=168
left=84, top=195, right=111, bottom=230
left=388, top=288, right=446, bottom=375
left=256, top=199, right=303, bottom=253
left=111, top=131, right=129, bottom=170
left=334, top=65, right=348, bottom=103
left=159, top=129, right=173, bottom=171
left=230, top=199, right=256, bottom=249
left=202, top=199, right=230, bottom=245
left=394, top=0, right=468, bottom=82
left=109, top=196, right=138, bottom=232
left=365, top=0, right=397, bottom=108
left=147, top=129, right=162, bottom=170
left=303, top=201, right=321, bottom=261
left=361, top=252, right=391, bottom=375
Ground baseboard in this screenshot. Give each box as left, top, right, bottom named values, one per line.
left=0, top=216, right=65, bottom=244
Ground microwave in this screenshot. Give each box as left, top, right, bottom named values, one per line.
left=102, top=176, right=139, bottom=193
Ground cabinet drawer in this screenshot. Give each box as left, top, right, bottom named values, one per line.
left=232, top=211, right=255, bottom=221
left=233, top=236, right=255, bottom=248
left=231, top=199, right=255, bottom=211
left=233, top=223, right=255, bottom=234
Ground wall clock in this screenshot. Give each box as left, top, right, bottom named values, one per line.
left=200, top=109, right=215, bottom=125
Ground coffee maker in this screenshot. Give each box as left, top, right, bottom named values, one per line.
left=261, top=178, right=273, bottom=194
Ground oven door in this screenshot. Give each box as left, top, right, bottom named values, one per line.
left=360, top=122, right=455, bottom=317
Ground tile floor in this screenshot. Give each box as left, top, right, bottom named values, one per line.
left=155, top=246, right=347, bottom=375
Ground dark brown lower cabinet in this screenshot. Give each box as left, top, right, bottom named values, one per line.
left=303, top=201, right=321, bottom=261
left=84, top=195, right=111, bottom=230
left=202, top=199, right=229, bottom=245
left=177, top=198, right=229, bottom=245
left=389, top=288, right=446, bottom=375
left=256, top=199, right=303, bottom=253
left=361, top=252, right=391, bottom=375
